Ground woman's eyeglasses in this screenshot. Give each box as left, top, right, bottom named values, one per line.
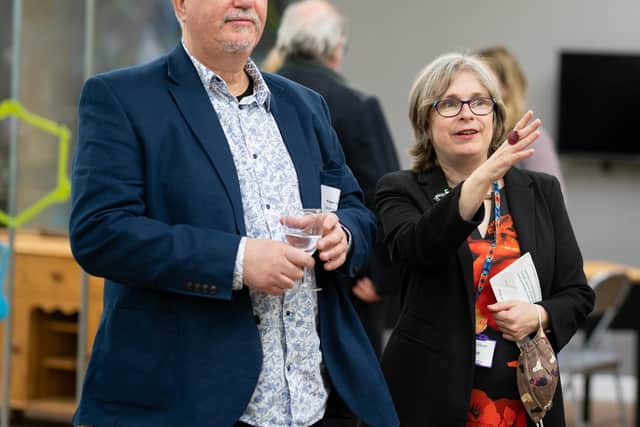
left=432, top=97, right=495, bottom=117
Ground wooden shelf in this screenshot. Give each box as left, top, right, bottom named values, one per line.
left=42, top=356, right=77, bottom=371
left=0, top=231, right=104, bottom=423
left=47, top=320, right=78, bottom=334
left=24, top=397, right=76, bottom=423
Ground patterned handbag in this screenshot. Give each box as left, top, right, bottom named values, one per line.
left=516, top=305, right=559, bottom=426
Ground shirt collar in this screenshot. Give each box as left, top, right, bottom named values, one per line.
left=182, top=40, right=271, bottom=109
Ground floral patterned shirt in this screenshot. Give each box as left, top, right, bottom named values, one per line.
left=466, top=189, right=527, bottom=427
left=185, top=45, right=327, bottom=427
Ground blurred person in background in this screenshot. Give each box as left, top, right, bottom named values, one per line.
left=477, top=46, right=565, bottom=193
left=270, top=0, right=401, bottom=356
left=376, top=52, right=594, bottom=426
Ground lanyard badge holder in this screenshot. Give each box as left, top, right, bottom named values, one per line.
left=475, top=181, right=500, bottom=368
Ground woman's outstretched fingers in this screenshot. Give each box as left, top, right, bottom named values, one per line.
left=514, top=110, right=534, bottom=130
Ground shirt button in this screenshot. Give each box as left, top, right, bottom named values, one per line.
left=265, top=204, right=270, bottom=210
left=286, top=311, right=292, bottom=316
left=252, top=153, right=258, bottom=159
left=286, top=365, right=291, bottom=372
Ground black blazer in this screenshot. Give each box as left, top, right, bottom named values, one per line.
left=375, top=167, right=594, bottom=427
left=279, top=56, right=400, bottom=294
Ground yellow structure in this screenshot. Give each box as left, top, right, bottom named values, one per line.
left=0, top=100, right=71, bottom=228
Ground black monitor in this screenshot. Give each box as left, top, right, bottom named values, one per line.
left=557, top=51, right=640, bottom=159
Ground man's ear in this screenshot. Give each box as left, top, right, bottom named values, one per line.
left=325, top=41, right=345, bottom=71
left=171, top=0, right=187, bottom=23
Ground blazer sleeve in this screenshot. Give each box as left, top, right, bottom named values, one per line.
left=335, top=96, right=399, bottom=292
left=313, top=95, right=377, bottom=279
left=537, top=176, right=595, bottom=350
left=69, top=76, right=240, bottom=301
left=376, top=172, right=483, bottom=270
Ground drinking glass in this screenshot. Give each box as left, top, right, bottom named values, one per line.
left=282, top=208, right=324, bottom=292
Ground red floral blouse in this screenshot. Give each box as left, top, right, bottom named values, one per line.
left=466, top=190, right=527, bottom=427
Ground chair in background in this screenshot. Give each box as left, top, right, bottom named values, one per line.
left=560, top=270, right=632, bottom=427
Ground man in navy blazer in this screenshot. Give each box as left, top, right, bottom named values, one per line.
left=69, top=1, right=398, bottom=426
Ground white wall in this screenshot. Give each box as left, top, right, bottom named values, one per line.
left=333, top=0, right=640, bottom=266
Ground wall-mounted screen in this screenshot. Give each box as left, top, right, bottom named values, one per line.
left=557, top=51, right=640, bottom=159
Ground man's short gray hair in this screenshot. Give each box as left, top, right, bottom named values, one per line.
left=275, top=0, right=346, bottom=61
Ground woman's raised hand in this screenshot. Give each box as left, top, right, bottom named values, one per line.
left=458, top=111, right=542, bottom=221
left=480, top=111, right=541, bottom=182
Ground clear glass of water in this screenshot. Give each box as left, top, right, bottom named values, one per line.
left=282, top=208, right=324, bottom=292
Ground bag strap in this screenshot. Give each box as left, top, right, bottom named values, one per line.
left=517, top=305, right=546, bottom=349
left=535, top=304, right=546, bottom=338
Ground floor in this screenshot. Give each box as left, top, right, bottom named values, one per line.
left=6, top=401, right=637, bottom=426
left=564, top=400, right=636, bottom=426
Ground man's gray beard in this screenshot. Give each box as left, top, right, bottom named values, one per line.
left=223, top=41, right=253, bottom=54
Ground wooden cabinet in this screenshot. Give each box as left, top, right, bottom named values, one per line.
left=0, top=231, right=103, bottom=421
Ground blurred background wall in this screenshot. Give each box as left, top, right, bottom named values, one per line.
left=333, top=0, right=640, bottom=266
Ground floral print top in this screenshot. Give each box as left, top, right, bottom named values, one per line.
left=185, top=44, right=327, bottom=427
left=466, top=189, right=527, bottom=427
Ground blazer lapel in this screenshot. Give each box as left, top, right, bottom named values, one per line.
left=166, top=45, right=245, bottom=233
left=266, top=79, right=319, bottom=208
left=504, top=168, right=536, bottom=258
left=417, top=167, right=451, bottom=205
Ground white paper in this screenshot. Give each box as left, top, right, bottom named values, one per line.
left=321, top=184, right=341, bottom=212
left=490, top=252, right=542, bottom=303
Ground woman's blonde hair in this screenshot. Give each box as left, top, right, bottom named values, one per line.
left=476, top=46, right=527, bottom=132
left=409, top=52, right=507, bottom=172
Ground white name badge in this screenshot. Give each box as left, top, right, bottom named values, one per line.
left=321, top=184, right=341, bottom=212
left=475, top=336, right=497, bottom=368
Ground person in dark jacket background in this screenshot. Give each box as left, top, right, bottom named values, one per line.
left=269, top=0, right=401, bottom=356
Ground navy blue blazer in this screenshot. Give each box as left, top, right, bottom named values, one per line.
left=69, top=45, right=399, bottom=427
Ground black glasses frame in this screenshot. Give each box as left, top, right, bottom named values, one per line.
left=432, top=97, right=496, bottom=118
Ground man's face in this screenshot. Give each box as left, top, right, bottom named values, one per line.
left=175, top=0, right=267, bottom=57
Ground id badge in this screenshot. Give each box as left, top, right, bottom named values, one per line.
left=475, top=334, right=496, bottom=368
left=321, top=184, right=341, bottom=212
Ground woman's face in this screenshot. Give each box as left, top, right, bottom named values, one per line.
left=429, top=70, right=495, bottom=166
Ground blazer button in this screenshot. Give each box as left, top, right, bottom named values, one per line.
left=194, top=283, right=201, bottom=292
left=209, top=285, right=217, bottom=295
left=186, top=281, right=194, bottom=290
left=202, top=284, right=210, bottom=292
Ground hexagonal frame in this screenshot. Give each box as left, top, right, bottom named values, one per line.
left=0, top=99, right=71, bottom=228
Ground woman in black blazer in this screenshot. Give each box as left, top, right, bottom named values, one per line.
left=376, top=53, right=594, bottom=427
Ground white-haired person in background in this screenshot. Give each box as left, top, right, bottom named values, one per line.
left=269, top=0, right=402, bottom=360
